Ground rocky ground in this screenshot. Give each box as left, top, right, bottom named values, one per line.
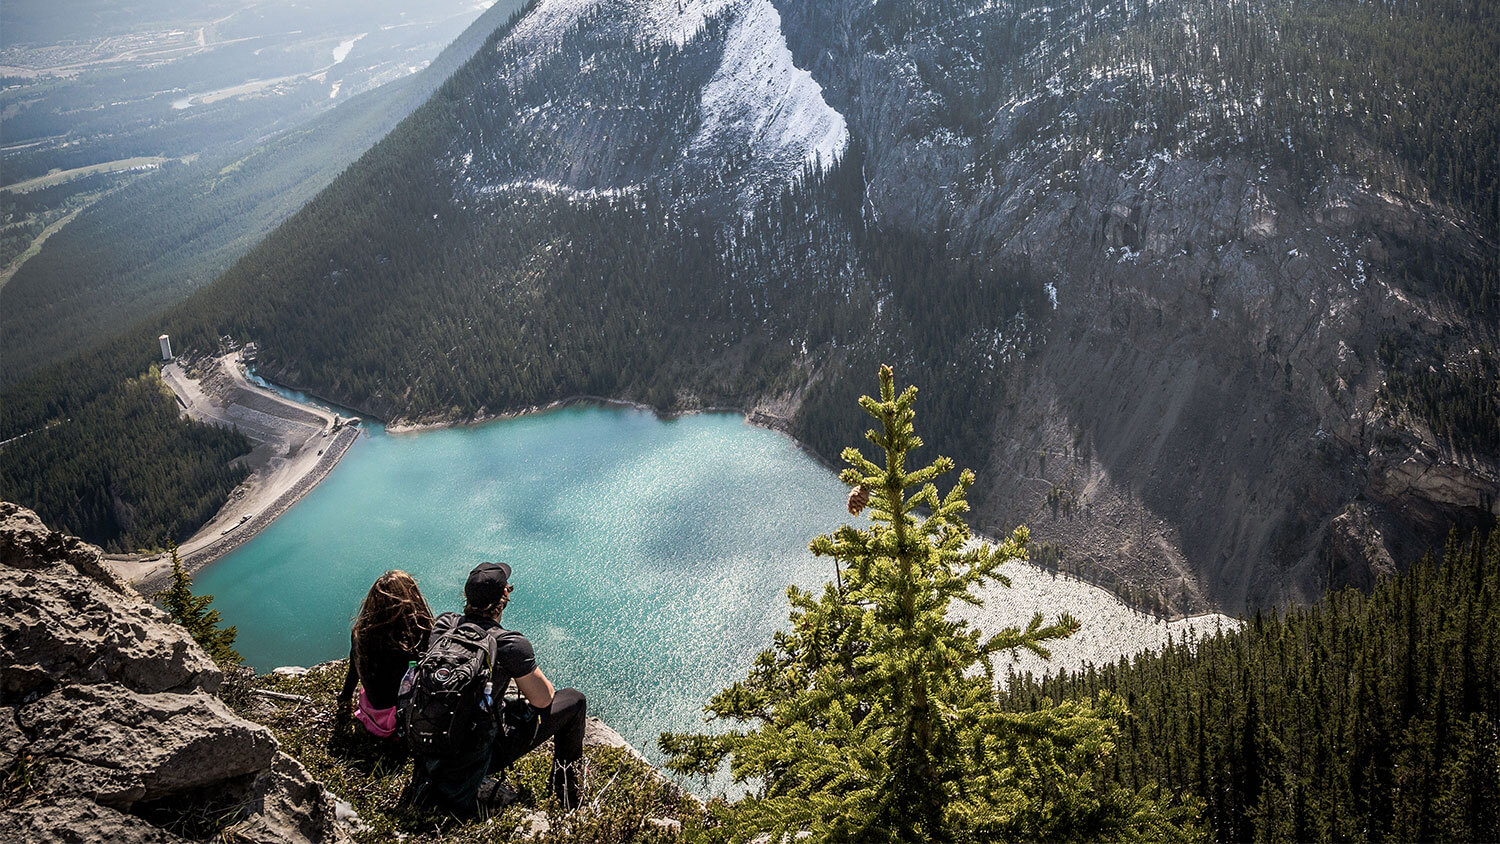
left=1, top=501, right=700, bottom=842
left=0, top=501, right=347, bottom=842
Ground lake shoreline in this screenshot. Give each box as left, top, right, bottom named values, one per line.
left=177, top=375, right=1219, bottom=626
left=125, top=425, right=361, bottom=596
left=266, top=376, right=849, bottom=484
left=106, top=356, right=362, bottom=592
left=386, top=394, right=800, bottom=443
left=392, top=397, right=846, bottom=470
left=119, top=366, right=831, bottom=591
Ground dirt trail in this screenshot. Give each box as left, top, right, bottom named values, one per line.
left=0, top=207, right=84, bottom=290
left=107, top=354, right=361, bottom=588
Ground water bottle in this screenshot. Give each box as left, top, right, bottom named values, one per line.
left=482, top=680, right=494, bottom=712
left=398, top=661, right=417, bottom=698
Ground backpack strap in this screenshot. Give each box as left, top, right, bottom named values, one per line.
left=429, top=612, right=461, bottom=642
left=471, top=621, right=501, bottom=675
left=447, top=616, right=502, bottom=677
left=423, top=614, right=505, bottom=681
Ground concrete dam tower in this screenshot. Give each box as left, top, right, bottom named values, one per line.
left=159, top=334, right=172, bottom=362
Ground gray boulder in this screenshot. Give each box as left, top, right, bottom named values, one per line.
left=225, top=753, right=347, bottom=844
left=0, top=501, right=132, bottom=593
left=0, top=796, right=187, bottom=844
left=0, top=502, right=345, bottom=842
left=0, top=705, right=23, bottom=770
left=0, top=566, right=221, bottom=704
left=17, top=684, right=276, bottom=809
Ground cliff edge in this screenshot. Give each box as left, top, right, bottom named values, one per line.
left=0, top=501, right=347, bottom=843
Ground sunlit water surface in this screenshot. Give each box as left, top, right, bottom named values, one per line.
left=195, top=406, right=850, bottom=770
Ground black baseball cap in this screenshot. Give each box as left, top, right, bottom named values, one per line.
left=465, top=562, right=512, bottom=607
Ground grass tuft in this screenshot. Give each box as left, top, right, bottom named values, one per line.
left=239, top=663, right=706, bottom=843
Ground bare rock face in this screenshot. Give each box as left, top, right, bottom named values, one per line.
left=1, top=565, right=221, bottom=702
left=0, top=706, right=23, bottom=771
left=0, top=499, right=133, bottom=593
left=0, top=502, right=346, bottom=843
left=17, top=685, right=277, bottom=809
left=775, top=0, right=1497, bottom=613
left=228, top=754, right=347, bottom=844
left=1, top=796, right=187, bottom=844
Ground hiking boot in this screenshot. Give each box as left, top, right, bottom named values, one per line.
left=549, top=760, right=583, bottom=811
left=478, top=776, right=528, bottom=810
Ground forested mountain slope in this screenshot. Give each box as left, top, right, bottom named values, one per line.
left=3, top=0, right=1495, bottom=611
left=0, top=0, right=532, bottom=385
left=999, top=530, right=1500, bottom=843
left=776, top=0, right=1500, bottom=609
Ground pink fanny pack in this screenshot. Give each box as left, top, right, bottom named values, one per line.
left=354, top=687, right=398, bottom=738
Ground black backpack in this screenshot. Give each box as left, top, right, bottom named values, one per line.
left=398, top=613, right=501, bottom=758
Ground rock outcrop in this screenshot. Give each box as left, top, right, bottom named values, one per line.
left=775, top=0, right=1498, bottom=612
left=0, top=502, right=346, bottom=843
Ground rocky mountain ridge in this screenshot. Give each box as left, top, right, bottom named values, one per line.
left=0, top=501, right=348, bottom=842
left=438, top=0, right=848, bottom=213
left=217, top=0, right=1493, bottom=611
left=7, top=0, right=1490, bottom=617
left=770, top=0, right=1498, bottom=608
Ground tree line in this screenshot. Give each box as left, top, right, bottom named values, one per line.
left=0, top=367, right=250, bottom=552
left=999, top=530, right=1500, bottom=842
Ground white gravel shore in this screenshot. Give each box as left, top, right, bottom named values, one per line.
left=954, top=555, right=1238, bottom=686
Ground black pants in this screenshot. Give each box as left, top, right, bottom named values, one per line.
left=410, top=688, right=586, bottom=814
left=488, top=687, right=587, bottom=773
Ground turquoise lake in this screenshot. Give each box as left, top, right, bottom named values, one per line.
left=194, top=405, right=851, bottom=768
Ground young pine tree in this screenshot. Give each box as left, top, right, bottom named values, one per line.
left=156, top=545, right=241, bottom=665
left=661, top=366, right=1197, bottom=843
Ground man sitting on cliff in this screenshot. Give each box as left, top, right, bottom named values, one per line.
left=404, top=562, right=587, bottom=814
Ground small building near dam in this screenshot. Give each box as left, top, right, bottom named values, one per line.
left=159, top=334, right=172, bottom=361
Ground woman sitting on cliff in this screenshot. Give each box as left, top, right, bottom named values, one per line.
left=338, top=570, right=434, bottom=738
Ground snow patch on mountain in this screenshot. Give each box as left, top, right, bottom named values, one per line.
left=952, top=559, right=1239, bottom=685
left=490, top=0, right=846, bottom=206
left=637, top=0, right=737, bottom=45
left=508, top=0, right=733, bottom=52
left=506, top=0, right=599, bottom=51
left=690, top=0, right=849, bottom=206
left=477, top=179, right=639, bottom=201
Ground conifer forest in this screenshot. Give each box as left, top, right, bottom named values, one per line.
left=0, top=0, right=1497, bottom=839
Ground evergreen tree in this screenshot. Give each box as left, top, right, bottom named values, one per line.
left=998, top=530, right=1500, bottom=843
left=661, top=366, right=1197, bottom=842
left=156, top=546, right=240, bottom=665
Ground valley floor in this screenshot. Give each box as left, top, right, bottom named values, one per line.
left=106, top=354, right=360, bottom=590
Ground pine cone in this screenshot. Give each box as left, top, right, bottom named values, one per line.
left=847, top=485, right=871, bottom=516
